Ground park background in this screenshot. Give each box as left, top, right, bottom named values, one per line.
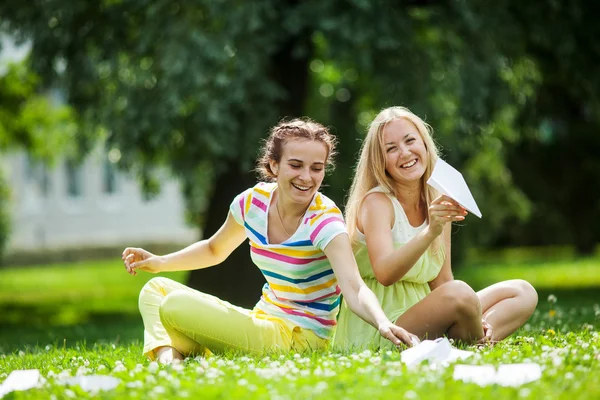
left=0, top=1, right=598, bottom=399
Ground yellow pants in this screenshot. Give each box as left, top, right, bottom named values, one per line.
left=138, top=277, right=329, bottom=360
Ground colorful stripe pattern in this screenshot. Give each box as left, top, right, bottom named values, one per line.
left=229, top=182, right=347, bottom=339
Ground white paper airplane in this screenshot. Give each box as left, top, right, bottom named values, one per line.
left=427, top=158, right=482, bottom=218
left=401, top=337, right=474, bottom=368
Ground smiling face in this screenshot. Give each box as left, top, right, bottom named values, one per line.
left=382, top=118, right=429, bottom=185
left=269, top=138, right=328, bottom=205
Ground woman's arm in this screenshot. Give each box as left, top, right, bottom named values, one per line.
left=361, top=193, right=436, bottom=286
left=123, top=211, right=247, bottom=274
left=428, top=223, right=454, bottom=291
left=362, top=193, right=465, bottom=286
left=323, top=234, right=419, bottom=346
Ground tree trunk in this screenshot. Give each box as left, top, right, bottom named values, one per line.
left=186, top=23, right=313, bottom=307
left=185, top=165, right=264, bottom=308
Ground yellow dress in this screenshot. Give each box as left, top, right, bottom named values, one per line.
left=333, top=187, right=444, bottom=350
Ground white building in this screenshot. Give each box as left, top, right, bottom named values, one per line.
left=1, top=34, right=197, bottom=255
left=2, top=149, right=198, bottom=254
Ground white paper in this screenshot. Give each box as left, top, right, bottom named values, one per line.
left=453, top=363, right=542, bottom=387
left=453, top=365, right=498, bottom=386
left=0, top=369, right=41, bottom=398
left=401, top=338, right=473, bottom=368
left=61, top=375, right=121, bottom=393
left=427, top=159, right=482, bottom=218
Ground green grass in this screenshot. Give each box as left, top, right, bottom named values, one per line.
left=0, top=255, right=599, bottom=399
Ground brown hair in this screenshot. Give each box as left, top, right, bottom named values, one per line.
left=256, top=118, right=337, bottom=181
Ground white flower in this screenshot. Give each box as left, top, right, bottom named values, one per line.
left=126, top=380, right=144, bottom=389
left=360, top=350, right=372, bottom=358
left=64, top=389, right=76, bottom=398
left=112, top=364, right=127, bottom=373
left=153, top=386, right=166, bottom=394
left=238, top=378, right=249, bottom=386
left=171, top=363, right=184, bottom=373
left=547, top=294, right=557, bottom=304
left=148, top=361, right=159, bottom=373
left=96, top=365, right=106, bottom=372
left=405, top=390, right=418, bottom=399
left=519, top=388, right=531, bottom=397
left=565, top=372, right=575, bottom=380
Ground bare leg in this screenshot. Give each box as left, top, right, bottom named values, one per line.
left=477, top=279, right=538, bottom=342
left=395, top=280, right=484, bottom=344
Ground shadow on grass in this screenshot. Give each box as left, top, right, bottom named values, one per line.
left=0, top=303, right=143, bottom=354
left=1, top=288, right=597, bottom=354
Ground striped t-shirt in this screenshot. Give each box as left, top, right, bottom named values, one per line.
left=229, top=182, right=347, bottom=339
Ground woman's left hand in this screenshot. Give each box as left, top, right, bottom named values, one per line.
left=378, top=321, right=420, bottom=347
left=479, top=319, right=494, bottom=344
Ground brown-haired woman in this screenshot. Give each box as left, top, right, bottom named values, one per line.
left=122, top=118, right=419, bottom=364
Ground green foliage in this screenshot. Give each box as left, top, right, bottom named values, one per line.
left=0, top=62, right=77, bottom=162
left=0, top=0, right=597, bottom=277
left=0, top=171, right=10, bottom=263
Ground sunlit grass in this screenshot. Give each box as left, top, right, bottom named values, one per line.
left=456, top=255, right=600, bottom=290
left=0, top=253, right=599, bottom=398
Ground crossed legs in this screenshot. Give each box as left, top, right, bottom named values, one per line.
left=395, top=279, right=537, bottom=344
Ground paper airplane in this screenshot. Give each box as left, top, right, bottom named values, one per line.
left=453, top=363, right=542, bottom=387
left=401, top=338, right=474, bottom=368
left=0, top=369, right=41, bottom=398
left=427, top=158, right=482, bottom=218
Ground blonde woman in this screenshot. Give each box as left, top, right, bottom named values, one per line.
left=333, top=107, right=538, bottom=349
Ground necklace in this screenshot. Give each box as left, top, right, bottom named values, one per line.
left=275, top=201, right=303, bottom=237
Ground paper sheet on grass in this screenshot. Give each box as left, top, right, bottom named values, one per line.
left=453, top=363, right=542, bottom=387
left=401, top=338, right=474, bottom=368
left=426, top=159, right=482, bottom=218
left=61, top=375, right=121, bottom=393
left=0, top=369, right=41, bottom=398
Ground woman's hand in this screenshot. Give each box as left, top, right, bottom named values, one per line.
left=378, top=321, right=420, bottom=347
left=478, top=318, right=494, bottom=344
left=427, top=195, right=468, bottom=237
left=122, top=247, right=164, bottom=275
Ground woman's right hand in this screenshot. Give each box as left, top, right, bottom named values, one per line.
left=427, top=195, right=468, bottom=237
left=122, top=247, right=164, bottom=275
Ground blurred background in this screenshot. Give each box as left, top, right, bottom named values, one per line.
left=0, top=1, right=598, bottom=352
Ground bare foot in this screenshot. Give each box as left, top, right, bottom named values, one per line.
left=155, top=346, right=184, bottom=364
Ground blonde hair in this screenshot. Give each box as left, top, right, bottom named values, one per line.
left=345, top=106, right=444, bottom=261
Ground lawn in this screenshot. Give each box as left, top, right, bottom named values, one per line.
left=0, top=254, right=599, bottom=399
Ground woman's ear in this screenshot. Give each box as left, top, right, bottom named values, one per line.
left=269, top=159, right=278, bottom=177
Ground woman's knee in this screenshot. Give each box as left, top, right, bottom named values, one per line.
left=159, top=290, right=190, bottom=321
left=441, top=280, right=481, bottom=318
left=138, top=277, right=174, bottom=309
left=512, top=279, right=538, bottom=313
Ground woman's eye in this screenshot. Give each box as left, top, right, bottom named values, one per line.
left=290, top=164, right=301, bottom=169
left=312, top=167, right=323, bottom=172
left=406, top=138, right=415, bottom=144
left=386, top=146, right=396, bottom=153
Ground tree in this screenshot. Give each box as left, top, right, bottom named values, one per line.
left=2, top=0, right=595, bottom=303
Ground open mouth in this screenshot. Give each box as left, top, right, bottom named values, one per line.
left=401, top=159, right=417, bottom=169
left=292, top=183, right=311, bottom=192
